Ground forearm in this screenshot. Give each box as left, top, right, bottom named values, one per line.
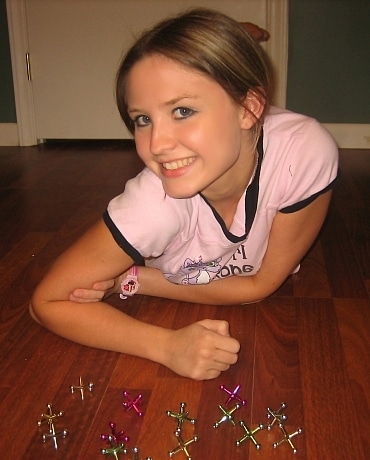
left=30, top=299, right=171, bottom=365
left=30, top=297, right=241, bottom=380
left=138, top=268, right=277, bottom=305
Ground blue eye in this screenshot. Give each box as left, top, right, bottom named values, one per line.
left=173, top=107, right=195, bottom=119
left=134, top=115, right=151, bottom=127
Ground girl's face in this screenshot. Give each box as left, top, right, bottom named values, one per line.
left=125, top=54, right=255, bottom=202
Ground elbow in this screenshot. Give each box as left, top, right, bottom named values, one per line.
left=240, top=276, right=280, bottom=305
left=29, top=288, right=50, bottom=326
left=241, top=296, right=266, bottom=305
left=29, top=299, right=42, bottom=325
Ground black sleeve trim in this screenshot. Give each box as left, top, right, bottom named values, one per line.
left=103, top=210, right=145, bottom=265
left=279, top=173, right=340, bottom=214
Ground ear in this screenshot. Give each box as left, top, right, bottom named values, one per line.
left=240, top=88, right=265, bottom=129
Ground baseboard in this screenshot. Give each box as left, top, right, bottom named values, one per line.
left=0, top=123, right=19, bottom=146
left=324, top=124, right=370, bottom=149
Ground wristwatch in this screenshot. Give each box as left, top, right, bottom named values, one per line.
left=120, top=266, right=140, bottom=299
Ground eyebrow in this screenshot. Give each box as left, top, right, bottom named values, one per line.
left=163, top=95, right=199, bottom=106
left=128, top=95, right=199, bottom=114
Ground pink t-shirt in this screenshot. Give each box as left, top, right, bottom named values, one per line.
left=105, top=107, right=338, bottom=284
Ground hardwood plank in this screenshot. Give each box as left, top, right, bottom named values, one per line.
left=320, top=206, right=368, bottom=298
left=0, top=232, right=53, bottom=341
left=0, top=316, right=46, bottom=399
left=138, top=378, right=202, bottom=459
left=297, top=298, right=366, bottom=460
left=17, top=342, right=119, bottom=459
left=0, top=335, right=77, bottom=458
left=292, top=239, right=332, bottom=298
left=249, top=298, right=305, bottom=459
left=195, top=304, right=257, bottom=459
left=335, top=298, right=370, bottom=455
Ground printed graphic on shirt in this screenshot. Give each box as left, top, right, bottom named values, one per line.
left=165, top=256, right=222, bottom=285
left=164, top=243, right=255, bottom=285
left=216, top=244, right=254, bottom=279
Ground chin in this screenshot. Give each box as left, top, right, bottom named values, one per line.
left=163, top=187, right=198, bottom=200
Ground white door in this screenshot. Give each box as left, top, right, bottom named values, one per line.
left=8, top=0, right=288, bottom=143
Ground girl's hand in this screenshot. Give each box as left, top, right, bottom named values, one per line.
left=69, top=279, right=119, bottom=303
left=164, top=319, right=240, bottom=380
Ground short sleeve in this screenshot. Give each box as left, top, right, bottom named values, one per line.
left=105, top=169, right=183, bottom=258
left=276, top=117, right=339, bottom=212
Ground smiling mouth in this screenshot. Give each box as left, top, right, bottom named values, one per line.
left=162, top=157, right=195, bottom=170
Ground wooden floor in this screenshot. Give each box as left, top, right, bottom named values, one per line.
left=0, top=141, right=369, bottom=460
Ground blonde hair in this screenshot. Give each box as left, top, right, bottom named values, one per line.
left=116, top=8, right=273, bottom=141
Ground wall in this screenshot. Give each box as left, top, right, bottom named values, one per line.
left=1, top=1, right=369, bottom=144
left=286, top=0, right=370, bottom=124
left=0, top=0, right=16, bottom=123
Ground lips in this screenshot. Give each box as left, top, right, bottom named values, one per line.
left=162, top=157, right=195, bottom=170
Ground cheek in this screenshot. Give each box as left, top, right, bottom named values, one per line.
left=134, top=134, right=150, bottom=161
left=179, top=119, right=219, bottom=149
left=201, top=118, right=241, bottom=154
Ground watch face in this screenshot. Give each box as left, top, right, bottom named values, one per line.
left=120, top=274, right=140, bottom=298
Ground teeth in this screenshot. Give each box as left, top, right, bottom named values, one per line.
left=162, top=157, right=194, bottom=170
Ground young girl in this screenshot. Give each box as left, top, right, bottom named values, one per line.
left=30, top=8, right=338, bottom=380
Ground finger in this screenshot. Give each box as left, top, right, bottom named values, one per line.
left=71, top=288, right=105, bottom=301
left=69, top=293, right=100, bottom=303
left=92, top=280, right=115, bottom=290
left=213, top=333, right=241, bottom=355
left=204, top=361, right=233, bottom=380
left=213, top=348, right=239, bottom=366
left=193, top=368, right=222, bottom=381
left=198, top=319, right=230, bottom=337
left=204, top=369, right=223, bottom=380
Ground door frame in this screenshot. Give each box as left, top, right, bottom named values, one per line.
left=7, top=0, right=289, bottom=146
left=7, top=0, right=37, bottom=146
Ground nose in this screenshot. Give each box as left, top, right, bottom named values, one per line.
left=150, top=120, right=176, bottom=155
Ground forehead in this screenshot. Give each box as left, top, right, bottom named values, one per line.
left=125, top=54, right=221, bottom=103
left=129, top=53, right=202, bottom=80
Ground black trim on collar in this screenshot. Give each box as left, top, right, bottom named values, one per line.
left=200, top=131, right=263, bottom=243
left=245, top=132, right=263, bottom=234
